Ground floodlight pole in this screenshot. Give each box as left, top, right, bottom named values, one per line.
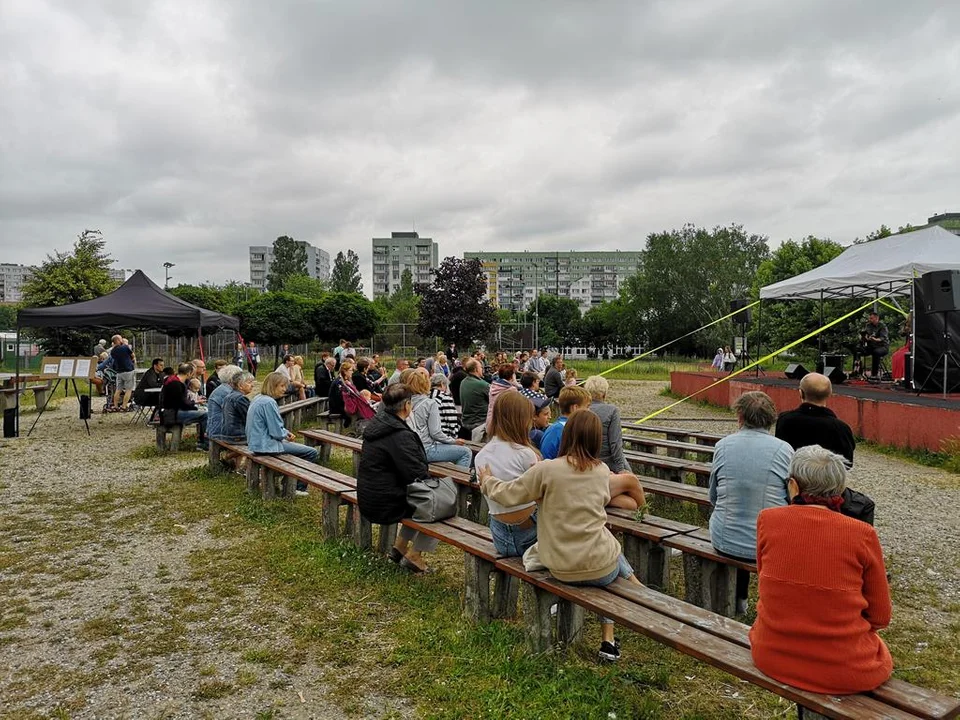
left=163, top=262, right=175, bottom=289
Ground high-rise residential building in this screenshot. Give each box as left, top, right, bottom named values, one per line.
left=926, top=212, right=960, bottom=236
left=248, top=241, right=331, bottom=291
left=464, top=251, right=642, bottom=314
left=371, top=231, right=439, bottom=298
left=0, top=263, right=34, bottom=302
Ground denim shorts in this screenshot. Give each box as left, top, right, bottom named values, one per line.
left=564, top=554, right=635, bottom=625
left=565, top=554, right=635, bottom=588
left=489, top=512, right=538, bottom=558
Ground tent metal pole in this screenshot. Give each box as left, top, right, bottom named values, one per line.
left=818, top=291, right=824, bottom=364
left=756, top=299, right=762, bottom=377
left=13, top=322, right=21, bottom=437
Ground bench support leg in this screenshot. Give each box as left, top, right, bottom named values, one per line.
left=521, top=583, right=557, bottom=654
left=347, top=506, right=372, bottom=549
left=556, top=600, right=585, bottom=647
left=463, top=555, right=494, bottom=623
left=246, top=463, right=261, bottom=496
left=491, top=571, right=519, bottom=619
left=262, top=469, right=278, bottom=500
left=280, top=474, right=297, bottom=500
left=376, top=524, right=397, bottom=556
left=797, top=708, right=830, bottom=720
left=622, top=535, right=670, bottom=590
left=351, top=452, right=361, bottom=477
left=208, top=443, right=224, bottom=474
left=683, top=556, right=736, bottom=617
left=321, top=492, right=340, bottom=539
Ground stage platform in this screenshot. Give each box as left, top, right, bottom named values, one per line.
left=670, top=371, right=960, bottom=453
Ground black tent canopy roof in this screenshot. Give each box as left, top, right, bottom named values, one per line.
left=17, top=270, right=239, bottom=334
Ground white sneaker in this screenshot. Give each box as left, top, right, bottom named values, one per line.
left=295, top=490, right=309, bottom=497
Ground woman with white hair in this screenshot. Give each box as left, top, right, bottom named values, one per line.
left=583, top=375, right=647, bottom=511
left=205, top=364, right=243, bottom=441
left=750, top=445, right=892, bottom=695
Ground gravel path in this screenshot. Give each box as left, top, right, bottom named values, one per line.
left=1, top=381, right=957, bottom=717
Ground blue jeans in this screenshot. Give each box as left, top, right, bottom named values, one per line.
left=177, top=410, right=208, bottom=446
left=489, top=512, right=538, bottom=558
left=425, top=443, right=472, bottom=469
left=565, top=554, right=635, bottom=624
left=280, top=441, right=318, bottom=463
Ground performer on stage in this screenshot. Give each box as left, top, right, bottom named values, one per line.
left=853, top=312, right=889, bottom=378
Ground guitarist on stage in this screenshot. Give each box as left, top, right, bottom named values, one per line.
left=853, top=312, right=889, bottom=379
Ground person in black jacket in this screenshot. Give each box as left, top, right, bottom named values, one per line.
left=449, top=364, right=467, bottom=406
left=357, top=384, right=438, bottom=573
left=133, top=358, right=165, bottom=409
left=352, top=357, right=374, bottom=395
left=314, top=356, right=335, bottom=399
left=774, top=373, right=856, bottom=466
left=159, top=363, right=208, bottom=450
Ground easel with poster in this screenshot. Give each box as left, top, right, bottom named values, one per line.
left=28, top=356, right=97, bottom=436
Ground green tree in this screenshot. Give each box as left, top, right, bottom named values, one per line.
left=580, top=300, right=630, bottom=353
left=168, top=284, right=227, bottom=313
left=751, top=236, right=850, bottom=356
left=313, top=292, right=378, bottom=343
left=283, top=274, right=327, bottom=300
left=534, top=293, right=582, bottom=348
left=236, top=292, right=317, bottom=351
left=619, top=224, right=769, bottom=355
left=266, top=236, right=308, bottom=291
left=329, top=250, right=363, bottom=294
left=0, top=305, right=17, bottom=333
left=417, top=257, right=497, bottom=348
left=375, top=268, right=419, bottom=325
left=218, top=280, right=257, bottom=315
left=20, top=229, right=119, bottom=354
left=854, top=224, right=893, bottom=245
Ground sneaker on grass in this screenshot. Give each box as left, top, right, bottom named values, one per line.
left=598, top=640, right=621, bottom=663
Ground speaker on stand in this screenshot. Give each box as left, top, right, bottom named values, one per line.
left=916, top=270, right=960, bottom=398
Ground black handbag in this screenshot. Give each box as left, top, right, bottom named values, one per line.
left=840, top=488, right=875, bottom=526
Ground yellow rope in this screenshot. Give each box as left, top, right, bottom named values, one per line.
left=634, top=292, right=897, bottom=424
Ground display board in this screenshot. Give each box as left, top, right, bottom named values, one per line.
left=38, top=356, right=98, bottom=380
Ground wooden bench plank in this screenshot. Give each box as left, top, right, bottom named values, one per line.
left=623, top=423, right=724, bottom=445
left=622, top=434, right=716, bottom=457
left=494, top=558, right=922, bottom=720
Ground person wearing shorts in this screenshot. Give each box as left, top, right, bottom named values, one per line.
left=110, top=335, right=137, bottom=412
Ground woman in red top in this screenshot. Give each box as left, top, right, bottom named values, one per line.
left=750, top=445, right=893, bottom=695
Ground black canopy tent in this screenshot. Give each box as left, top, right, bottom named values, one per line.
left=12, top=270, right=239, bottom=436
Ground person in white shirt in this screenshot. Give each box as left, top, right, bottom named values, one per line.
left=476, top=391, right=540, bottom=558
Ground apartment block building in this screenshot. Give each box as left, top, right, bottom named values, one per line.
left=371, top=231, right=439, bottom=298
left=464, top=250, right=642, bottom=314
left=0, top=263, right=34, bottom=302
left=248, top=241, right=331, bottom=291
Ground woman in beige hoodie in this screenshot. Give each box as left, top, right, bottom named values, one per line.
left=479, top=410, right=643, bottom=663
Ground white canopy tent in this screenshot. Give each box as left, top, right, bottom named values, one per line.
left=760, top=225, right=960, bottom=301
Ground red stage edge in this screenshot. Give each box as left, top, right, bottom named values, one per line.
left=669, top=371, right=960, bottom=454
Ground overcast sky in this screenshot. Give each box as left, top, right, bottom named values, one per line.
left=2, top=0, right=959, bottom=291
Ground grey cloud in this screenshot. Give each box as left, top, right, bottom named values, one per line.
left=1, top=0, right=959, bottom=289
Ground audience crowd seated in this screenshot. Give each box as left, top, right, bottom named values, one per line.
left=133, top=358, right=165, bottom=409
left=459, top=359, right=491, bottom=442
left=750, top=445, right=892, bottom=694
left=159, top=362, right=209, bottom=450
left=540, top=386, right=591, bottom=460
left=205, top=364, right=243, bottom=441
left=221, top=372, right=255, bottom=442
left=708, top=391, right=793, bottom=614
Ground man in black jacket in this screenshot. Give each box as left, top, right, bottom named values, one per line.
left=774, top=372, right=856, bottom=466
left=356, top=384, right=438, bottom=573
left=314, top=357, right=335, bottom=398
left=133, top=358, right=165, bottom=409
left=543, top=355, right=565, bottom=399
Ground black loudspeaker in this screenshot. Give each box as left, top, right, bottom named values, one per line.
left=823, top=365, right=846, bottom=385
left=784, top=363, right=809, bottom=380
left=920, top=270, right=960, bottom=314
left=79, top=395, right=91, bottom=420
left=2, top=408, right=16, bottom=438
left=730, top=299, right=752, bottom=324
left=816, top=354, right=845, bottom=374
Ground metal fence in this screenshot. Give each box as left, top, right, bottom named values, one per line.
left=370, top=323, right=535, bottom=358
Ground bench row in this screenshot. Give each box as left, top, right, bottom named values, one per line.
left=206, top=437, right=958, bottom=720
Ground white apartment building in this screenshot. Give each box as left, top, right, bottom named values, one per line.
left=248, top=241, right=331, bottom=291
left=0, top=263, right=34, bottom=302
left=371, top=231, right=439, bottom=298
left=465, top=250, right=642, bottom=314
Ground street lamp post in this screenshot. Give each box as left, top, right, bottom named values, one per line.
left=163, top=262, right=175, bottom=289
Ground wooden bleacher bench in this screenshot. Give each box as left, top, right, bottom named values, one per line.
left=623, top=422, right=724, bottom=446
left=621, top=434, right=716, bottom=459
left=278, top=395, right=327, bottom=430
left=623, top=448, right=712, bottom=485
left=0, top=383, right=52, bottom=412
left=297, top=428, right=752, bottom=614
left=205, top=437, right=959, bottom=719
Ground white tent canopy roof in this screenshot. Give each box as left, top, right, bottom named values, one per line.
left=760, top=225, right=960, bottom=301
